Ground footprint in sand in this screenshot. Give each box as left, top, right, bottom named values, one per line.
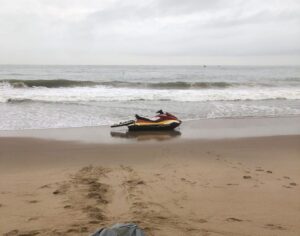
left=126, top=179, right=145, bottom=186
left=265, top=223, right=286, bottom=230
left=289, top=182, right=297, bottom=186
left=1, top=191, right=10, bottom=194
left=65, top=226, right=88, bottom=234
left=282, top=185, right=292, bottom=189
left=4, top=229, right=41, bottom=236
left=39, top=184, right=51, bottom=189
left=52, top=165, right=111, bottom=225
left=154, top=173, right=165, bottom=181
left=243, top=175, right=252, bottom=179
left=180, top=177, right=196, bottom=185
left=52, top=182, right=70, bottom=195
left=283, top=176, right=290, bottom=179
left=226, top=217, right=243, bottom=222
left=227, top=183, right=239, bottom=186
left=83, top=205, right=106, bottom=221
left=89, top=220, right=101, bottom=225
left=196, top=219, right=208, bottom=223
left=27, top=200, right=39, bottom=204
left=120, top=165, right=134, bottom=173
left=3, top=229, right=19, bottom=236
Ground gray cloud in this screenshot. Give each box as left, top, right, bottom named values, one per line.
left=0, top=0, right=299, bottom=65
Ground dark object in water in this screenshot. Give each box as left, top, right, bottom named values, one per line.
left=111, top=110, right=181, bottom=131
left=91, top=223, right=146, bottom=236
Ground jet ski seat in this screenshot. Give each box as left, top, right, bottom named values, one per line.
left=135, top=114, right=152, bottom=122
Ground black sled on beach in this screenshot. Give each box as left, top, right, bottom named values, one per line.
left=111, top=110, right=181, bottom=131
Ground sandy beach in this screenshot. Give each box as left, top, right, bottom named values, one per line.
left=0, top=118, right=300, bottom=236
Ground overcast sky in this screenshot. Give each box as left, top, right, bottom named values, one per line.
left=0, top=0, right=299, bottom=65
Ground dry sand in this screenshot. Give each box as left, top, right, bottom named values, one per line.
left=0, top=124, right=300, bottom=235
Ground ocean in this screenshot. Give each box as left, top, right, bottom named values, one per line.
left=0, top=65, right=299, bottom=130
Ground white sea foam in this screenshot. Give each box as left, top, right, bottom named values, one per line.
left=1, top=86, right=300, bottom=104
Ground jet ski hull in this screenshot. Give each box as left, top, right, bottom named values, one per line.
left=128, top=120, right=181, bottom=131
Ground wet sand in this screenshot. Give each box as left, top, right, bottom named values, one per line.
left=1, top=116, right=300, bottom=143
left=0, top=118, right=300, bottom=236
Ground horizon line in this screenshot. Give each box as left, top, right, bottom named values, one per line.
left=0, top=64, right=299, bottom=67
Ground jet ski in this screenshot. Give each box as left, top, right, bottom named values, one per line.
left=111, top=110, right=181, bottom=131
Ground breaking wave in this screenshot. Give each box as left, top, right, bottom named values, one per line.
left=0, top=79, right=98, bottom=88
left=1, top=87, right=299, bottom=104
left=0, top=79, right=262, bottom=89
left=3, top=97, right=293, bottom=105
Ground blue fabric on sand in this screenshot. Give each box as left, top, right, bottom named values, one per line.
left=91, top=223, right=146, bottom=236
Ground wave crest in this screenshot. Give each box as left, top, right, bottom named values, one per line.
left=0, top=79, right=237, bottom=89
left=0, top=79, right=98, bottom=88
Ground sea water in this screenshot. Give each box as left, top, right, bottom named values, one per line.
left=0, top=65, right=299, bottom=130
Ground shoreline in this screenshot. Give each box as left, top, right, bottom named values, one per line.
left=0, top=116, right=300, bottom=143
left=1, top=114, right=300, bottom=131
